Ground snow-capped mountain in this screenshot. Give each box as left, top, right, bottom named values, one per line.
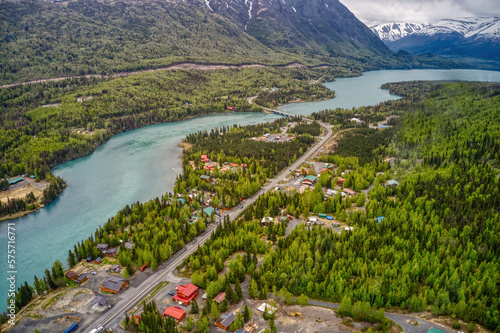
left=371, top=22, right=425, bottom=42
left=370, top=18, right=500, bottom=66
left=371, top=17, right=500, bottom=42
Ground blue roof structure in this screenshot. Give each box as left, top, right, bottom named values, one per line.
left=377, top=216, right=384, bottom=223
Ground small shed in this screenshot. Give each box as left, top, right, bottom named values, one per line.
left=213, top=292, right=226, bottom=304
left=95, top=257, right=103, bottom=264
left=91, top=296, right=108, bottom=307
left=75, top=274, right=88, bottom=285
left=343, top=189, right=357, bottom=196
left=65, top=271, right=77, bottom=281
left=109, top=264, right=121, bottom=273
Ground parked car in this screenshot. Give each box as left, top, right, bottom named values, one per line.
left=168, top=291, right=175, bottom=296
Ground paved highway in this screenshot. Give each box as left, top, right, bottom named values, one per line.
left=83, top=116, right=333, bottom=332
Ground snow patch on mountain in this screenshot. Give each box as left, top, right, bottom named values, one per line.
left=204, top=0, right=213, bottom=11
left=372, top=17, right=500, bottom=42
left=371, top=22, right=425, bottom=42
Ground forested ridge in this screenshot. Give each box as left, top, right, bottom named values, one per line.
left=0, top=0, right=462, bottom=84
left=0, top=67, right=331, bottom=218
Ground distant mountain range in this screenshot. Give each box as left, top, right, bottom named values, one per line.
left=371, top=18, right=500, bottom=69
left=0, top=0, right=460, bottom=84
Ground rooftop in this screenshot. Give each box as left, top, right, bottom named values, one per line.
left=164, top=306, right=186, bottom=321
left=177, top=283, right=198, bottom=297
left=102, top=276, right=128, bottom=292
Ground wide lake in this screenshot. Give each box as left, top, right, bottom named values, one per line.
left=1, top=69, right=499, bottom=306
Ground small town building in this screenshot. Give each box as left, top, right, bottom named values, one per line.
left=163, top=306, right=187, bottom=322
left=213, top=292, right=226, bottom=304
left=301, top=175, right=317, bottom=186
left=124, top=241, right=134, bottom=250
left=386, top=179, right=399, bottom=186
left=376, top=216, right=384, bottom=223
left=91, top=296, right=108, bottom=307
left=173, top=283, right=199, bottom=305
left=202, top=206, right=215, bottom=216
left=261, top=216, right=273, bottom=226
left=106, top=247, right=119, bottom=256
left=337, top=177, right=345, bottom=185
left=85, top=257, right=92, bottom=262
left=75, top=274, right=88, bottom=284
left=201, top=155, right=210, bottom=163
left=95, top=257, right=103, bottom=264
left=200, top=175, right=211, bottom=181
left=215, top=312, right=236, bottom=330
left=65, top=271, right=77, bottom=281
left=109, top=264, right=121, bottom=273
left=96, top=244, right=110, bottom=252
left=8, top=177, right=24, bottom=185
left=101, top=276, right=129, bottom=294
left=343, top=189, right=357, bottom=196
left=326, top=189, right=337, bottom=196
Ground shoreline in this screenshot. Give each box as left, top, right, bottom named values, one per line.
left=0, top=108, right=280, bottom=222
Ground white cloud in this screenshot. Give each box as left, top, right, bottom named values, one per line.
left=340, top=0, right=500, bottom=25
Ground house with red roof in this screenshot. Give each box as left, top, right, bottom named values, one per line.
left=213, top=292, right=226, bottom=304
left=201, top=155, right=210, bottom=163
left=173, top=283, right=199, bottom=305
left=164, top=306, right=186, bottom=322
left=337, top=177, right=346, bottom=185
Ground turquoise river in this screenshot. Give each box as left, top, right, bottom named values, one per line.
left=1, top=69, right=500, bottom=308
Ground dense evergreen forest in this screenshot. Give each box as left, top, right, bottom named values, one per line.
left=5, top=81, right=500, bottom=332
left=0, top=67, right=331, bottom=218
left=183, top=81, right=500, bottom=330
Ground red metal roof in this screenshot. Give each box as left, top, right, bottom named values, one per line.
left=177, top=283, right=198, bottom=296
left=164, top=306, right=186, bottom=321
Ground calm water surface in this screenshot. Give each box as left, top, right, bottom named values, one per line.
left=279, top=69, right=500, bottom=115
left=1, top=69, right=499, bottom=306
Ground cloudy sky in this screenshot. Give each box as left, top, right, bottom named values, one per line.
left=340, top=0, right=500, bottom=26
